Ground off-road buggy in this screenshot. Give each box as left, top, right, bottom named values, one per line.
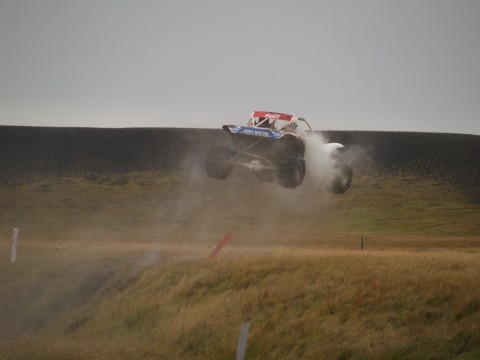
left=205, top=111, right=353, bottom=194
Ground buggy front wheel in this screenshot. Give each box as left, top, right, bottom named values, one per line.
left=327, top=164, right=353, bottom=194
left=276, top=156, right=306, bottom=189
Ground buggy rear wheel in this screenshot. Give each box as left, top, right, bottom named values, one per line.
left=205, top=146, right=234, bottom=180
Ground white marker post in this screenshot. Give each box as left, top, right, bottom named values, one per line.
left=236, top=322, right=250, bottom=360
left=11, top=228, right=18, bottom=263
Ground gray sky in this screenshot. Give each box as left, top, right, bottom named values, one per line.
left=1, top=1, right=479, bottom=134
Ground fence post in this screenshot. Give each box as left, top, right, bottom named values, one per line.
left=360, top=235, right=364, bottom=251
left=11, top=228, right=19, bottom=263
left=236, top=322, right=250, bottom=360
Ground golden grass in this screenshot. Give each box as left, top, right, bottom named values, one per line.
left=0, top=170, right=479, bottom=359
left=2, top=249, right=480, bottom=359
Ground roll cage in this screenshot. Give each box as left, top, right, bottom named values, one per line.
left=246, top=111, right=314, bottom=136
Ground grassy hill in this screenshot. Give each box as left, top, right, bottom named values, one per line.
left=4, top=251, right=480, bottom=359
left=0, top=126, right=479, bottom=359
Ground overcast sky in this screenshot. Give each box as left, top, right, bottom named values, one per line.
left=1, top=1, right=479, bottom=134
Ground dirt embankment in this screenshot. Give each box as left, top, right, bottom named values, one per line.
left=0, top=126, right=479, bottom=201
left=0, top=127, right=224, bottom=178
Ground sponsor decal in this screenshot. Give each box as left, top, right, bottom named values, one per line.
left=252, top=111, right=293, bottom=121
left=230, top=126, right=282, bottom=139
left=264, top=113, right=281, bottom=119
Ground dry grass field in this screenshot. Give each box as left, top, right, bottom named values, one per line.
left=0, top=127, right=479, bottom=359
left=0, top=166, right=479, bottom=359
left=4, top=251, right=480, bottom=360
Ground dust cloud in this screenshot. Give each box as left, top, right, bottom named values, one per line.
left=304, top=133, right=336, bottom=186
left=149, top=131, right=355, bottom=257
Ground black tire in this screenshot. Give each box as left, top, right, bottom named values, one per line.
left=276, top=156, right=306, bottom=188
left=327, top=164, right=353, bottom=194
left=205, top=146, right=234, bottom=180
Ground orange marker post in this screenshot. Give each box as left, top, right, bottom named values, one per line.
left=209, top=232, right=233, bottom=258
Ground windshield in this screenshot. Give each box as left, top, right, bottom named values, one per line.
left=272, top=119, right=313, bottom=136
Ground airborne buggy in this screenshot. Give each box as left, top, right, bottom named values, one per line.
left=205, top=111, right=353, bottom=194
